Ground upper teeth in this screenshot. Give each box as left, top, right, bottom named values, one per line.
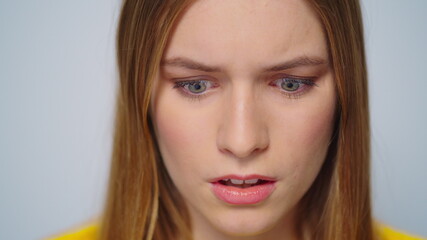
left=230, top=179, right=244, bottom=184
left=226, top=179, right=259, bottom=184
left=244, top=179, right=259, bottom=184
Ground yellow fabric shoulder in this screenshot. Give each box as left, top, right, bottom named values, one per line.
left=379, top=225, right=426, bottom=240
left=46, top=223, right=426, bottom=240
left=46, top=224, right=98, bottom=240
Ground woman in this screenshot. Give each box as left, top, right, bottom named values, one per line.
left=49, top=0, right=425, bottom=239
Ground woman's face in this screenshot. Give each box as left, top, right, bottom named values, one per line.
left=151, top=0, right=335, bottom=239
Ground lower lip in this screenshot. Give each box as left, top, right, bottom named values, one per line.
left=211, top=182, right=276, bottom=205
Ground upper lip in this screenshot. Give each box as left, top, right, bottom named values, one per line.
left=209, top=174, right=277, bottom=183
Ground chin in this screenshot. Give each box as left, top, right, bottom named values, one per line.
left=210, top=208, right=284, bottom=237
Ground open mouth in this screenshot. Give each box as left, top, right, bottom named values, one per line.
left=218, top=179, right=272, bottom=188
left=211, top=176, right=277, bottom=204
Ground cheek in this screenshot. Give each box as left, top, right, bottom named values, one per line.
left=152, top=97, right=214, bottom=182
left=296, top=105, right=335, bottom=150
left=273, top=79, right=336, bottom=157
left=287, top=111, right=334, bottom=181
left=267, top=82, right=336, bottom=191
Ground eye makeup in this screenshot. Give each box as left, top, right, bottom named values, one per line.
left=269, top=76, right=318, bottom=99
left=171, top=74, right=319, bottom=102
left=172, top=79, right=218, bottom=102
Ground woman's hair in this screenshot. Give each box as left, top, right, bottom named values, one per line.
left=99, top=0, right=372, bottom=239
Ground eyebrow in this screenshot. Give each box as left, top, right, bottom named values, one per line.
left=161, top=57, right=221, bottom=72
left=161, top=56, right=328, bottom=73
left=263, top=56, right=328, bottom=72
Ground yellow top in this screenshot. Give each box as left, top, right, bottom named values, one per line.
left=47, top=224, right=425, bottom=240
left=379, top=226, right=426, bottom=240
left=46, top=225, right=98, bottom=240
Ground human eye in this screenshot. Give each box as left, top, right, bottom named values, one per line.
left=173, top=79, right=217, bottom=101
left=270, top=76, right=317, bottom=99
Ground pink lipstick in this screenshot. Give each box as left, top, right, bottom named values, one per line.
left=210, top=174, right=276, bottom=205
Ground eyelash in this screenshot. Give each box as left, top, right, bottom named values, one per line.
left=172, top=77, right=317, bottom=101
left=172, top=80, right=217, bottom=102
left=270, top=77, right=317, bottom=99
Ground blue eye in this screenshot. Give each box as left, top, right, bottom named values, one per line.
left=173, top=80, right=216, bottom=101
left=280, top=79, right=301, bottom=92
left=173, top=77, right=317, bottom=101
left=275, top=78, right=316, bottom=92
left=270, top=77, right=317, bottom=99
left=174, top=80, right=212, bottom=94
left=187, top=81, right=207, bottom=94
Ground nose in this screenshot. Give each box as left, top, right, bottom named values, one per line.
left=216, top=85, right=269, bottom=159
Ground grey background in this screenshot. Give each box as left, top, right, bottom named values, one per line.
left=0, top=0, right=426, bottom=239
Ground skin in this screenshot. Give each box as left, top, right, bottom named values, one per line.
left=150, top=0, right=336, bottom=239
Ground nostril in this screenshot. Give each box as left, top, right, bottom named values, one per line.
left=219, top=143, right=268, bottom=159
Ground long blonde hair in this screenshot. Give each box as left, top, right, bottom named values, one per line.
left=99, top=0, right=373, bottom=239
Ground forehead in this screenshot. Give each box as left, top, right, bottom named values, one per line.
left=163, top=0, right=327, bottom=74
